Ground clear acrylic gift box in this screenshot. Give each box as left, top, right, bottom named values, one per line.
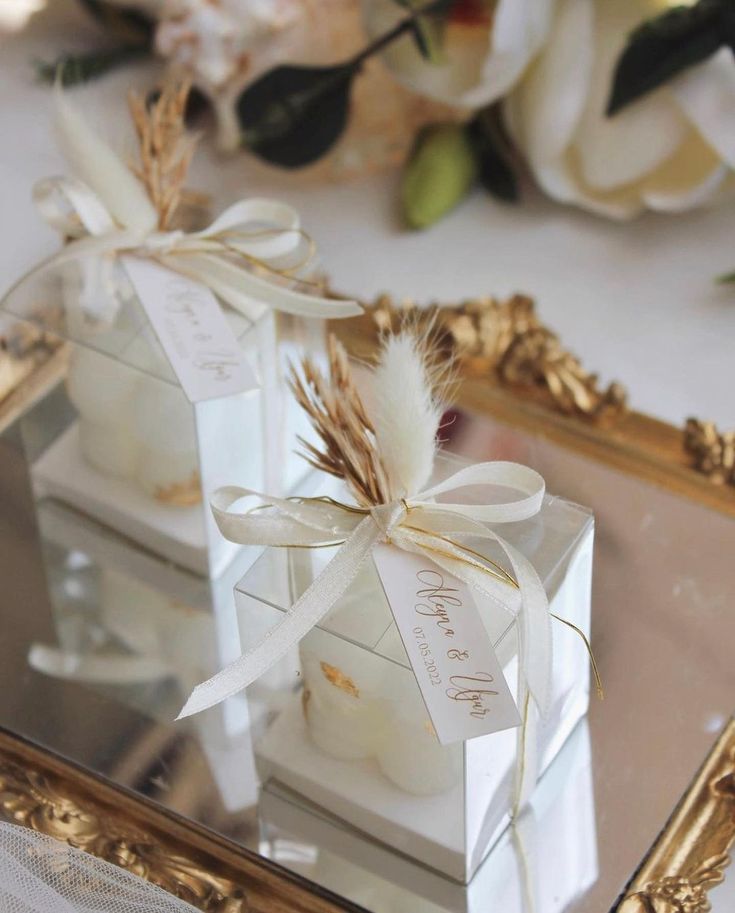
left=259, top=719, right=597, bottom=912
left=0, top=258, right=325, bottom=577
left=234, top=455, right=594, bottom=882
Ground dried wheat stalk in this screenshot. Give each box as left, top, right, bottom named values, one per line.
left=289, top=334, right=391, bottom=507
left=128, top=79, right=198, bottom=230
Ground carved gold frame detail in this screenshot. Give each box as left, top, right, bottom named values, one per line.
left=0, top=727, right=359, bottom=913
left=614, top=719, right=735, bottom=913
left=332, top=296, right=735, bottom=517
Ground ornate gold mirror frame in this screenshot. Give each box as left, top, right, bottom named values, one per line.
left=2, top=719, right=734, bottom=913
left=0, top=727, right=358, bottom=913
left=614, top=718, right=735, bottom=913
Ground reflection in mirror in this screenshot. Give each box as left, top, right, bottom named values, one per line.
left=1, top=395, right=734, bottom=911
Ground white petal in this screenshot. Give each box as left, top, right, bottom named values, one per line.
left=510, top=0, right=594, bottom=164
left=464, top=0, right=555, bottom=106
left=534, top=151, right=644, bottom=219
left=640, top=127, right=727, bottom=211
left=361, top=0, right=553, bottom=108
left=574, top=0, right=687, bottom=190
left=671, top=47, right=735, bottom=169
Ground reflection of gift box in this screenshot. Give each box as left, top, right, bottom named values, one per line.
left=259, top=720, right=597, bottom=913
left=235, top=457, right=594, bottom=882
left=29, top=499, right=260, bottom=813
left=0, top=259, right=325, bottom=576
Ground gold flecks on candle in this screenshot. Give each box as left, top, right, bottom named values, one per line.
left=319, top=661, right=360, bottom=698
left=154, top=471, right=202, bottom=507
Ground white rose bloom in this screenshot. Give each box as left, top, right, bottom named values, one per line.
left=504, top=0, right=735, bottom=218
left=363, top=0, right=557, bottom=108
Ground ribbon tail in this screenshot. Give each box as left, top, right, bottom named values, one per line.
left=177, top=516, right=382, bottom=719
left=166, top=253, right=361, bottom=319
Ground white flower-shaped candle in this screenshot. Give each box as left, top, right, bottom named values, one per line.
left=504, top=0, right=735, bottom=218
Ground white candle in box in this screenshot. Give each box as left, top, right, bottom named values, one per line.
left=300, top=650, right=387, bottom=762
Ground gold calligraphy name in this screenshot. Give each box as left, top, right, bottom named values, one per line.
left=446, top=673, right=499, bottom=719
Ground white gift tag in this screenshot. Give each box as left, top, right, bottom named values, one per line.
left=123, top=257, right=258, bottom=403
left=373, top=543, right=521, bottom=745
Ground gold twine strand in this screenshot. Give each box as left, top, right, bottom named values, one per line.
left=238, top=495, right=604, bottom=696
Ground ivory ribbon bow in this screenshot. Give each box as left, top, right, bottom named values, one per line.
left=179, top=461, right=552, bottom=806
left=32, top=175, right=361, bottom=322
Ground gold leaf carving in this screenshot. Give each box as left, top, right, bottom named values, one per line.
left=0, top=758, right=246, bottom=912
left=684, top=419, right=735, bottom=487
left=616, top=725, right=735, bottom=913
left=368, top=293, right=627, bottom=423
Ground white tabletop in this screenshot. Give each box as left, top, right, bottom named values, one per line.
left=2, top=0, right=734, bottom=429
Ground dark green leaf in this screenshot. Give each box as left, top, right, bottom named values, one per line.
left=607, top=0, right=728, bottom=115
left=468, top=107, right=519, bottom=203
left=716, top=270, right=735, bottom=284
left=392, top=0, right=448, bottom=61
left=34, top=44, right=150, bottom=86
left=237, top=64, right=355, bottom=168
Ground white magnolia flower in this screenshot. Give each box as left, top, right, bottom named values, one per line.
left=363, top=0, right=556, bottom=109
left=504, top=0, right=735, bottom=218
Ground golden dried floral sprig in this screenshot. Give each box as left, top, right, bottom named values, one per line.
left=128, top=79, right=198, bottom=230
left=289, top=335, right=391, bottom=507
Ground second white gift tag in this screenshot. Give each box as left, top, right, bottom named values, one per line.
left=373, top=543, right=521, bottom=745
left=123, top=256, right=258, bottom=403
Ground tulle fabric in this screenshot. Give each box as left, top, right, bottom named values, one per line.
left=0, top=822, right=199, bottom=913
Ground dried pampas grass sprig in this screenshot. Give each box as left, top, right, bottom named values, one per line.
left=289, top=335, right=391, bottom=508
left=370, top=329, right=452, bottom=496
left=290, top=329, right=452, bottom=506
left=128, top=79, right=199, bottom=230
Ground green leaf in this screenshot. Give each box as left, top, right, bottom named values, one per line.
left=467, top=107, right=519, bottom=203
left=393, top=0, right=450, bottom=62
left=607, top=0, right=729, bottom=116
left=237, top=64, right=355, bottom=168
left=401, top=123, right=479, bottom=229
left=34, top=44, right=150, bottom=86
left=716, top=270, right=735, bottom=284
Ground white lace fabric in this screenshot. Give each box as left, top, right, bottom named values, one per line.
left=0, top=821, right=200, bottom=913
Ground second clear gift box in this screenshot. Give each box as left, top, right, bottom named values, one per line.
left=234, top=456, right=594, bottom=882
left=0, top=260, right=327, bottom=577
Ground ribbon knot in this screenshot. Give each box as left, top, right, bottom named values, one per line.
left=141, top=229, right=185, bottom=255
left=32, top=177, right=362, bottom=323
left=183, top=460, right=552, bottom=721
left=370, top=500, right=407, bottom=540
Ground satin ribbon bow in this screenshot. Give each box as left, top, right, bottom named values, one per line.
left=179, top=461, right=552, bottom=745
left=31, top=175, right=361, bottom=322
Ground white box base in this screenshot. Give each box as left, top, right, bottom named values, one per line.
left=32, top=422, right=240, bottom=576
left=257, top=699, right=466, bottom=878
left=259, top=719, right=596, bottom=913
